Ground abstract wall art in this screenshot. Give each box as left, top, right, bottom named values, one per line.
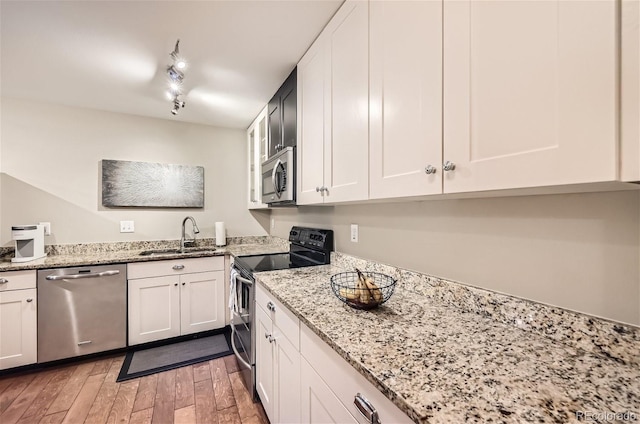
left=101, top=159, right=204, bottom=208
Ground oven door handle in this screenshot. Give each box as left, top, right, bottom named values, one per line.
left=234, top=274, right=253, bottom=286
left=230, top=328, right=253, bottom=370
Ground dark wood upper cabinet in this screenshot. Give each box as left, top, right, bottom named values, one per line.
left=268, top=68, right=297, bottom=158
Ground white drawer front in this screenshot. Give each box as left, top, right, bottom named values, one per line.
left=301, top=324, right=413, bottom=424
left=256, top=283, right=300, bottom=350
left=0, top=270, right=37, bottom=291
left=128, top=256, right=223, bottom=279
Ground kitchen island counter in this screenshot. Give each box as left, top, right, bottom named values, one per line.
left=254, top=258, right=640, bottom=423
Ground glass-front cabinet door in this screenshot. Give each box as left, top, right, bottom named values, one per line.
left=247, top=106, right=269, bottom=209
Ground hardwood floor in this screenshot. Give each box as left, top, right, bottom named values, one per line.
left=0, top=355, right=268, bottom=424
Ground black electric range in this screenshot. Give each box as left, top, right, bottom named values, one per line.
left=230, top=226, right=333, bottom=400
left=233, top=226, right=334, bottom=276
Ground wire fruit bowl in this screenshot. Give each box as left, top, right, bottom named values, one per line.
left=330, top=270, right=397, bottom=310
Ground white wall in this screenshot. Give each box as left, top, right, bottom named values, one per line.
left=271, top=191, right=640, bottom=325
left=0, top=97, right=269, bottom=245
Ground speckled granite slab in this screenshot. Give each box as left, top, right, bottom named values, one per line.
left=254, top=263, right=640, bottom=423
left=0, top=236, right=288, bottom=271
left=331, top=252, right=640, bottom=368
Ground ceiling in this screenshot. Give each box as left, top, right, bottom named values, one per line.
left=0, top=0, right=343, bottom=129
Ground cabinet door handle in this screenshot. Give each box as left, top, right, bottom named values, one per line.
left=443, top=161, right=456, bottom=172
left=182, top=282, right=186, bottom=286
left=424, top=165, right=437, bottom=175
left=26, top=298, right=33, bottom=303
left=0, top=278, right=8, bottom=284
left=267, top=301, right=275, bottom=312
left=173, top=264, right=185, bottom=270
left=174, top=283, right=178, bottom=287
left=354, top=393, right=381, bottom=424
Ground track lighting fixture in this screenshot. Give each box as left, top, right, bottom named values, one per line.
left=171, top=96, right=185, bottom=115
left=166, top=39, right=187, bottom=116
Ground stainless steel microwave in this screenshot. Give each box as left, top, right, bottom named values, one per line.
left=262, top=147, right=295, bottom=205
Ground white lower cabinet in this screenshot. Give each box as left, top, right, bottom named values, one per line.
left=300, top=324, right=413, bottom=424
left=254, top=283, right=411, bottom=424
left=128, top=257, right=225, bottom=345
left=301, top=357, right=358, bottom=424
left=0, top=270, right=37, bottom=370
left=255, top=285, right=301, bottom=423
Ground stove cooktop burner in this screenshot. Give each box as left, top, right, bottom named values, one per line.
left=234, top=226, right=334, bottom=276
left=233, top=252, right=320, bottom=274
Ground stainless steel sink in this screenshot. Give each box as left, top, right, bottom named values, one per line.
left=139, top=247, right=216, bottom=256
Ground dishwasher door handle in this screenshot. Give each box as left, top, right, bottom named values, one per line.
left=46, top=270, right=121, bottom=280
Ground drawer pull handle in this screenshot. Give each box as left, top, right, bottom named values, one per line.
left=354, top=393, right=381, bottom=424
left=267, top=301, right=276, bottom=312
left=173, top=265, right=185, bottom=270
left=0, top=278, right=8, bottom=284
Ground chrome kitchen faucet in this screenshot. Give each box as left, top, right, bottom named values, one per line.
left=180, top=216, right=200, bottom=251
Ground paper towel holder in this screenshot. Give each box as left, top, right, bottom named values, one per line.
left=215, top=222, right=226, bottom=247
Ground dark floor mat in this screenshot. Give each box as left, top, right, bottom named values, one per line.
left=117, top=329, right=232, bottom=382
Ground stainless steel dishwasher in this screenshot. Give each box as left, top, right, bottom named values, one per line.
left=37, top=264, right=127, bottom=363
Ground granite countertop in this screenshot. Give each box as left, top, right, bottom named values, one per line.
left=254, top=264, right=640, bottom=423
left=0, top=237, right=289, bottom=271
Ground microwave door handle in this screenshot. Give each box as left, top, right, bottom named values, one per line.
left=273, top=159, right=283, bottom=198
left=271, top=161, right=279, bottom=198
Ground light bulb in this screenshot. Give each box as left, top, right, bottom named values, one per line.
left=176, top=60, right=186, bottom=69
left=165, top=91, right=173, bottom=100
left=170, top=82, right=180, bottom=92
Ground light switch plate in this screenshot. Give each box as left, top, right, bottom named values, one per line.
left=120, top=221, right=135, bottom=233
left=350, top=224, right=358, bottom=242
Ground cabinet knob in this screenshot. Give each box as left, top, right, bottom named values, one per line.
left=182, top=282, right=186, bottom=286
left=424, top=165, right=437, bottom=175
left=315, top=186, right=327, bottom=194
left=267, top=301, right=276, bottom=312
left=173, top=264, right=185, bottom=270
left=0, top=278, right=8, bottom=284
left=443, top=161, right=456, bottom=172
left=26, top=298, right=33, bottom=303
left=174, top=283, right=178, bottom=287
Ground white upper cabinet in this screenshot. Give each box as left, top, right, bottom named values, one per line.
left=297, top=35, right=327, bottom=205
left=247, top=107, right=269, bottom=209
left=369, top=0, right=443, bottom=199
left=297, top=0, right=625, bottom=203
left=621, top=0, right=640, bottom=182
left=443, top=0, right=618, bottom=193
left=297, top=0, right=369, bottom=205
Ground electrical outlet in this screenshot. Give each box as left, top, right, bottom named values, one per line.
left=350, top=224, right=359, bottom=242
left=120, top=221, right=135, bottom=233
left=39, top=222, right=51, bottom=236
